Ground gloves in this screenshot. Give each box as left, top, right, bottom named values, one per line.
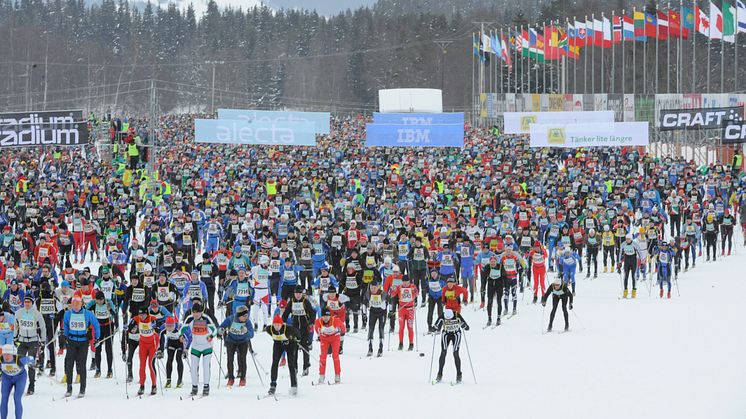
left=569, top=303, right=573, bottom=310
left=463, top=325, right=470, bottom=331
left=156, top=350, right=164, bottom=359
left=121, top=352, right=127, bottom=362
left=93, top=339, right=100, bottom=348
left=218, top=301, right=225, bottom=308
left=541, top=301, right=546, bottom=307
left=217, top=327, right=225, bottom=337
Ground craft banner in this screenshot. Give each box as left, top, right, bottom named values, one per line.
left=504, top=111, right=614, bottom=134
left=373, top=112, right=465, bottom=125
left=0, top=110, right=89, bottom=148
left=195, top=119, right=317, bottom=145
left=721, top=122, right=746, bottom=143
left=217, top=109, right=330, bottom=134
left=659, top=106, right=744, bottom=131
left=529, top=122, right=649, bottom=148
left=365, top=123, right=464, bottom=147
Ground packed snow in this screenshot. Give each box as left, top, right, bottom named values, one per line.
left=31, top=233, right=746, bottom=419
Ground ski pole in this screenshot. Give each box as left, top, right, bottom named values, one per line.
left=461, top=330, right=477, bottom=384
left=427, top=331, right=438, bottom=383
left=215, top=338, right=225, bottom=389
left=673, top=275, right=681, bottom=297
left=540, top=302, right=546, bottom=334
left=250, top=350, right=269, bottom=375
left=570, top=308, right=586, bottom=331
left=413, top=307, right=419, bottom=353
left=248, top=350, right=265, bottom=386
left=156, top=358, right=165, bottom=395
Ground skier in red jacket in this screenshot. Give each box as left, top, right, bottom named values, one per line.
left=391, top=275, right=419, bottom=351
left=313, top=308, right=346, bottom=384
left=442, top=276, right=468, bottom=313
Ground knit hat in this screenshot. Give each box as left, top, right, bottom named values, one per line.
left=165, top=317, right=177, bottom=326
left=272, top=314, right=283, bottom=325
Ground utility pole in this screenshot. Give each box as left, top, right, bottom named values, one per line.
left=206, top=60, right=225, bottom=115
left=434, top=39, right=453, bottom=92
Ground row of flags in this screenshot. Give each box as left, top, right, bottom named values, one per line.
left=474, top=1, right=746, bottom=64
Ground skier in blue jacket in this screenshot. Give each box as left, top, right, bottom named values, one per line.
left=0, top=344, right=34, bottom=419
left=217, top=305, right=254, bottom=387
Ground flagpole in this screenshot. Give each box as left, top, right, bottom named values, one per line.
left=653, top=2, right=661, bottom=94
left=612, top=11, right=616, bottom=93
left=543, top=21, right=547, bottom=93
left=501, top=28, right=505, bottom=94
left=622, top=9, right=626, bottom=94
left=707, top=18, right=711, bottom=93
left=601, top=12, right=606, bottom=93
left=643, top=14, right=647, bottom=94
left=584, top=17, right=588, bottom=93
left=735, top=1, right=739, bottom=92
left=472, top=32, right=475, bottom=123
left=592, top=14, right=595, bottom=93
left=693, top=2, right=697, bottom=92
left=521, top=25, right=526, bottom=93
left=633, top=7, right=637, bottom=94
left=678, top=0, right=682, bottom=93
left=667, top=2, right=671, bottom=93
left=573, top=17, right=578, bottom=93
left=721, top=17, right=725, bottom=93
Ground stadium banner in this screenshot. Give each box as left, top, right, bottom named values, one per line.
left=217, top=109, right=330, bottom=134
left=658, top=106, right=744, bottom=131
left=529, top=122, right=649, bottom=148
left=195, top=119, right=317, bottom=146
left=0, top=110, right=89, bottom=148
left=721, top=122, right=746, bottom=143
left=623, top=94, right=636, bottom=121
left=365, top=123, right=464, bottom=147
left=504, top=110, right=614, bottom=134
left=373, top=112, right=464, bottom=125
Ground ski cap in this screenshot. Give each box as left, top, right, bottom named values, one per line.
left=272, top=314, right=284, bottom=325
left=553, top=277, right=562, bottom=286
left=1, top=344, right=16, bottom=356
left=165, top=317, right=177, bottom=326
left=444, top=309, right=454, bottom=320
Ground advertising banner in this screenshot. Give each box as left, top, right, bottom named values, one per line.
left=365, top=123, right=464, bottom=147
left=0, top=110, right=89, bottom=148
left=623, top=94, right=636, bottom=121
left=721, top=122, right=746, bottom=143
left=373, top=112, right=464, bottom=125
left=504, top=110, right=614, bottom=134
left=659, top=106, right=744, bottom=131
left=529, top=122, right=649, bottom=148
left=195, top=119, right=317, bottom=145
left=217, top=109, right=330, bottom=134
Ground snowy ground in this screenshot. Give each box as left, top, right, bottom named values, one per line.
left=31, top=235, right=746, bottom=419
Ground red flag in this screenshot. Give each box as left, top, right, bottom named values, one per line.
left=656, top=10, right=669, bottom=39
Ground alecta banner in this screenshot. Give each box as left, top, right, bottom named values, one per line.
left=372, top=112, right=464, bottom=125
left=504, top=110, right=614, bottom=134
left=0, top=110, right=89, bottom=148
left=658, top=106, right=744, bottom=131
left=365, top=123, right=464, bottom=147
left=529, top=122, right=649, bottom=148
left=195, top=119, right=317, bottom=146
left=217, top=109, right=330, bottom=134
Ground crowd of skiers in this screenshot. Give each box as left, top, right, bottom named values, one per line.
left=0, top=112, right=744, bottom=408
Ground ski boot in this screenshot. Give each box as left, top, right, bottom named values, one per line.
left=667, top=291, right=671, bottom=299
left=547, top=325, right=552, bottom=332
left=106, top=371, right=113, bottom=379
left=659, top=289, right=664, bottom=298
left=339, top=343, right=344, bottom=355
left=151, top=386, right=157, bottom=395
left=64, top=388, right=73, bottom=398
left=77, top=390, right=85, bottom=398
left=377, top=344, right=383, bottom=357
left=486, top=319, right=492, bottom=327
left=202, top=384, right=210, bottom=396
left=631, top=289, right=637, bottom=299
left=227, top=378, right=235, bottom=387
left=89, top=361, right=96, bottom=371
left=137, top=385, right=145, bottom=396
left=456, top=372, right=463, bottom=383
left=623, top=289, right=628, bottom=299
left=190, top=386, right=198, bottom=396
left=512, top=308, right=517, bottom=316
left=268, top=386, right=276, bottom=395
left=239, top=378, right=246, bottom=387
left=289, top=386, right=298, bottom=397
left=585, top=272, right=590, bottom=279
left=434, top=373, right=442, bottom=383
left=94, top=369, right=101, bottom=378
left=564, top=324, right=569, bottom=332
left=165, top=379, right=172, bottom=389
left=302, top=367, right=309, bottom=376
left=334, top=374, right=341, bottom=384
left=353, top=327, right=358, bottom=334
left=317, top=375, right=326, bottom=385
left=367, top=345, right=373, bottom=357
left=176, top=380, right=183, bottom=389
left=496, top=317, right=501, bottom=326
left=49, top=367, right=56, bottom=377
left=398, top=343, right=404, bottom=351
left=603, top=266, right=608, bottom=273
left=26, top=386, right=34, bottom=396
left=593, top=272, right=597, bottom=278
left=408, top=343, right=414, bottom=351
left=532, top=295, right=538, bottom=304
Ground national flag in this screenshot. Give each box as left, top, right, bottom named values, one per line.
left=574, top=20, right=587, bottom=46
left=623, top=14, right=635, bottom=40
left=491, top=33, right=502, bottom=56
left=521, top=29, right=530, bottom=56
left=613, top=15, right=623, bottom=43
left=634, top=10, right=647, bottom=39
left=526, top=28, right=545, bottom=61
left=737, top=0, right=746, bottom=33
left=472, top=33, right=479, bottom=57
left=669, top=10, right=689, bottom=39
left=723, top=1, right=736, bottom=42
left=682, top=7, right=695, bottom=31
left=696, top=6, right=710, bottom=36
left=586, top=17, right=595, bottom=45
left=567, top=22, right=576, bottom=45
left=501, top=34, right=512, bottom=67
left=593, top=18, right=603, bottom=45
left=644, top=12, right=657, bottom=38
left=546, top=26, right=561, bottom=60
left=481, top=32, right=492, bottom=52
left=656, top=10, right=669, bottom=40
left=602, top=16, right=613, bottom=47
left=710, top=1, right=723, bottom=40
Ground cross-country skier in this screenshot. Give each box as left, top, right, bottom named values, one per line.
left=0, top=344, right=33, bottom=418
left=281, top=285, right=315, bottom=375
left=179, top=302, right=217, bottom=397
left=13, top=295, right=46, bottom=395
left=217, top=305, right=254, bottom=387
left=62, top=295, right=101, bottom=398
left=264, top=315, right=300, bottom=397
left=314, top=308, right=345, bottom=384
left=541, top=278, right=573, bottom=332
left=433, top=308, right=469, bottom=384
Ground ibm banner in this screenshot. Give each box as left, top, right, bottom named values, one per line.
left=529, top=122, right=649, bottom=148
left=365, top=123, right=464, bottom=147
left=658, top=106, right=744, bottom=131
left=504, top=111, right=614, bottom=134
left=0, top=110, right=89, bottom=149
left=195, top=119, right=317, bottom=146
left=217, top=109, right=330, bottom=135
left=372, top=112, right=464, bottom=125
